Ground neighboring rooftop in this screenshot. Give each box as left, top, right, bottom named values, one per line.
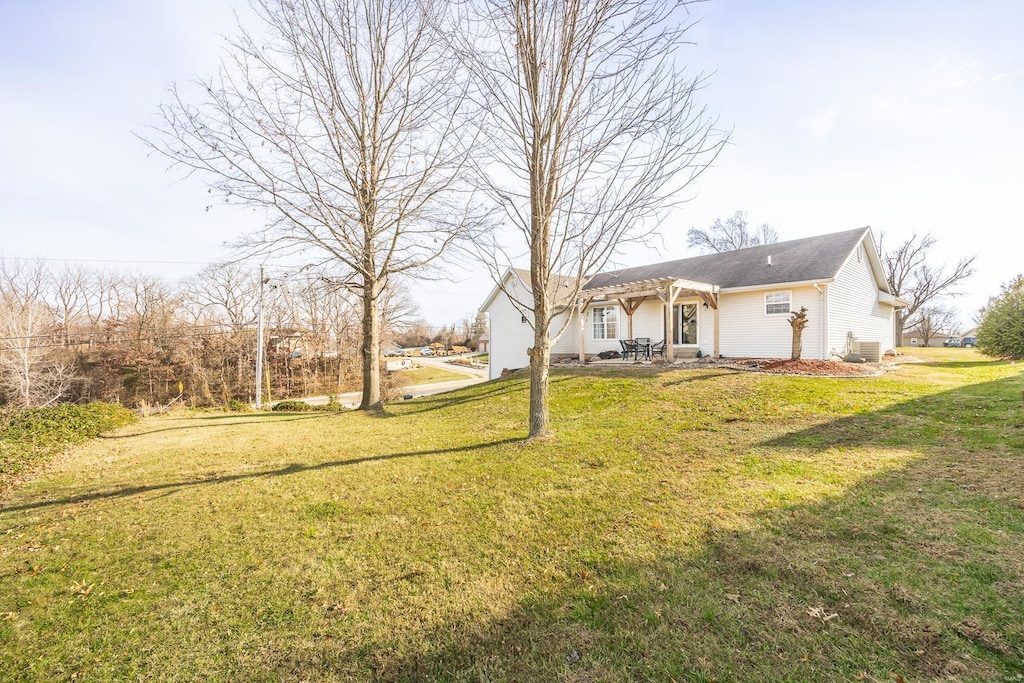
left=583, top=227, right=874, bottom=292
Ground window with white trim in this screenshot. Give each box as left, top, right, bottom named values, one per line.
left=765, top=291, right=791, bottom=315
left=591, top=306, right=618, bottom=339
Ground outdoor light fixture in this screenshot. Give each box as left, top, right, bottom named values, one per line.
left=702, top=302, right=709, bottom=310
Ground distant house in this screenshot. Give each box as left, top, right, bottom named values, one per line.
left=476, top=333, right=489, bottom=354
left=480, top=228, right=906, bottom=380
left=901, top=331, right=957, bottom=347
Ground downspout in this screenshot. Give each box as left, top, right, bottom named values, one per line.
left=813, top=283, right=826, bottom=359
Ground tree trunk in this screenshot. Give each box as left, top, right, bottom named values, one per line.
left=528, top=332, right=551, bottom=439
left=359, top=283, right=382, bottom=411
left=788, top=306, right=808, bottom=361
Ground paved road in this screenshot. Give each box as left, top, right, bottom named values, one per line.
left=290, top=354, right=488, bottom=408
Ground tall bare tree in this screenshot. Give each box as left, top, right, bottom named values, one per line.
left=456, top=0, right=726, bottom=437
left=0, top=261, right=76, bottom=407
left=687, top=210, right=777, bottom=254
left=879, top=231, right=975, bottom=343
left=147, top=0, right=477, bottom=410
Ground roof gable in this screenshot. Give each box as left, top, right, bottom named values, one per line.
left=584, top=227, right=874, bottom=292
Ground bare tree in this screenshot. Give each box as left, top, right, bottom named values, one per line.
left=0, top=260, right=77, bottom=407
left=687, top=210, right=777, bottom=253
left=81, top=269, right=125, bottom=348
left=457, top=0, right=727, bottom=437
left=879, top=231, right=976, bottom=343
left=185, top=264, right=259, bottom=333
left=146, top=0, right=477, bottom=410
left=906, top=304, right=960, bottom=347
left=49, top=265, right=91, bottom=348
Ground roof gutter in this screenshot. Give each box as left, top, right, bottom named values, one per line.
left=720, top=277, right=836, bottom=294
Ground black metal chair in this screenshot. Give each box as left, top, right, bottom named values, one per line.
left=650, top=339, right=666, bottom=359
left=634, top=337, right=652, bottom=361
left=619, top=339, right=637, bottom=360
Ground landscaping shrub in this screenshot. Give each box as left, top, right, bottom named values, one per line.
left=226, top=399, right=253, bottom=413
left=0, top=403, right=137, bottom=489
left=270, top=400, right=344, bottom=413
left=977, top=274, right=1024, bottom=359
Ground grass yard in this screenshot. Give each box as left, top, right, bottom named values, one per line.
left=1, top=349, right=1022, bottom=681
left=399, top=364, right=471, bottom=385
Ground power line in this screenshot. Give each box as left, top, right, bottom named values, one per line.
left=0, top=255, right=232, bottom=267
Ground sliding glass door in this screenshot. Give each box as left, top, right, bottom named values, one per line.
left=671, top=303, right=698, bottom=345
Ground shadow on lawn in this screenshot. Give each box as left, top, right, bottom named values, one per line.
left=339, top=375, right=1024, bottom=682
left=98, top=412, right=335, bottom=439
left=915, top=359, right=1007, bottom=369
left=0, top=437, right=522, bottom=514
left=383, top=374, right=570, bottom=417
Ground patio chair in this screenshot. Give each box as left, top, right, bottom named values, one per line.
left=619, top=339, right=637, bottom=360
left=634, top=337, right=652, bottom=361
left=650, top=339, right=666, bottom=358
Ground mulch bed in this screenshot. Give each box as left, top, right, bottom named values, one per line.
left=706, top=357, right=882, bottom=376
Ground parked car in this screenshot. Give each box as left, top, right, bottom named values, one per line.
left=960, top=336, right=977, bottom=348
left=942, top=338, right=960, bottom=347
left=420, top=347, right=435, bottom=356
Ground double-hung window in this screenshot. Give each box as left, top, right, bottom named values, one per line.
left=765, top=292, right=791, bottom=315
left=591, top=306, right=618, bottom=339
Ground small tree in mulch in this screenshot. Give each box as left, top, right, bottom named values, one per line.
left=788, top=307, right=809, bottom=360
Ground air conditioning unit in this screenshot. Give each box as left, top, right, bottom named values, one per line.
left=855, top=341, right=881, bottom=362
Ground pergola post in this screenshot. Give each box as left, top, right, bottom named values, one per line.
left=697, top=290, right=720, bottom=359
left=713, top=292, right=720, bottom=357
left=578, top=297, right=593, bottom=363
left=664, top=285, right=681, bottom=362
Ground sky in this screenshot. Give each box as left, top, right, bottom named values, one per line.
left=1, top=0, right=1021, bottom=330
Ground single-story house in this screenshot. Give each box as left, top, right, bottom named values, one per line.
left=480, top=227, right=904, bottom=380
left=901, top=331, right=957, bottom=347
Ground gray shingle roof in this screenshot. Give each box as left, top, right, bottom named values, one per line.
left=583, top=227, right=871, bottom=292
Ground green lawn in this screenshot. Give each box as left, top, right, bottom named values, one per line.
left=1, top=349, right=1022, bottom=681
left=399, top=364, right=471, bottom=385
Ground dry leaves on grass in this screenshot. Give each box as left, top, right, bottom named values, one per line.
left=805, top=606, right=839, bottom=622
left=70, top=581, right=95, bottom=598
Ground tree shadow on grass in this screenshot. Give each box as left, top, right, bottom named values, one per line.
left=295, top=376, right=1024, bottom=682
left=662, top=368, right=744, bottom=385
left=0, top=437, right=522, bottom=515
left=98, top=413, right=335, bottom=439
left=381, top=375, right=571, bottom=417
left=915, top=359, right=1007, bottom=369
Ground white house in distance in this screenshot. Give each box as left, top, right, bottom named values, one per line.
left=480, top=227, right=903, bottom=380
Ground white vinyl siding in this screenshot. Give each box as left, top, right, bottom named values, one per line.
left=718, top=286, right=825, bottom=359
left=826, top=240, right=896, bottom=356
left=483, top=276, right=536, bottom=380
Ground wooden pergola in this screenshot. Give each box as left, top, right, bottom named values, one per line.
left=577, top=277, right=720, bottom=363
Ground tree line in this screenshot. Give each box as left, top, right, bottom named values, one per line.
left=0, top=259, right=476, bottom=409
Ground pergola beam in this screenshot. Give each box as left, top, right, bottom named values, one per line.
left=583, top=277, right=717, bottom=300
left=616, top=297, right=644, bottom=339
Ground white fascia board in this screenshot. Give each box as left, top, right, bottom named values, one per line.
left=719, top=278, right=835, bottom=294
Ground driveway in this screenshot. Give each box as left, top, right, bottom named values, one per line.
left=290, top=354, right=488, bottom=408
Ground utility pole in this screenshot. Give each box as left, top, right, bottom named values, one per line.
left=255, top=266, right=268, bottom=409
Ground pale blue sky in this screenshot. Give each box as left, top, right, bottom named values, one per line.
left=1, top=0, right=1021, bottom=328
